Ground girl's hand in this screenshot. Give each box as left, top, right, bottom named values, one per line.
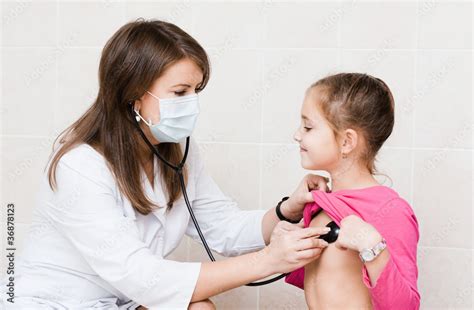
left=334, top=215, right=383, bottom=252
left=281, top=174, right=330, bottom=222
left=263, top=220, right=330, bottom=274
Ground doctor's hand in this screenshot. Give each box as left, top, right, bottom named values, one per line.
left=262, top=220, right=330, bottom=274
left=281, top=174, right=330, bottom=222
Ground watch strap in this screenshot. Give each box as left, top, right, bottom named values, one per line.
left=360, top=238, right=386, bottom=263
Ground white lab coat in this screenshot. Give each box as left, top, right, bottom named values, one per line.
left=0, top=138, right=267, bottom=309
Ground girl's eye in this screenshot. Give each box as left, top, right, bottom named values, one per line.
left=304, top=127, right=312, bottom=131
left=174, top=91, right=186, bottom=96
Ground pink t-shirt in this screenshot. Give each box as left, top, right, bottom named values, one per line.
left=285, top=186, right=420, bottom=310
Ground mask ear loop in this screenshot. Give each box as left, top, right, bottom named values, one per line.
left=146, top=90, right=161, bottom=101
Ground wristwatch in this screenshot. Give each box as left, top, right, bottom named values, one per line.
left=359, top=238, right=386, bottom=263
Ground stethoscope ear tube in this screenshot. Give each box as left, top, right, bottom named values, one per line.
left=178, top=160, right=287, bottom=286
left=131, top=108, right=285, bottom=286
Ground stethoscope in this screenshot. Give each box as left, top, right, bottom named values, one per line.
left=131, top=105, right=340, bottom=286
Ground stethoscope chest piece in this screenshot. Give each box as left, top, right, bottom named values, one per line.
left=318, top=221, right=340, bottom=244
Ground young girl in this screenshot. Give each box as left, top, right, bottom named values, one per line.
left=286, top=73, right=420, bottom=309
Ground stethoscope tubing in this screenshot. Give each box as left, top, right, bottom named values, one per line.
left=131, top=110, right=285, bottom=286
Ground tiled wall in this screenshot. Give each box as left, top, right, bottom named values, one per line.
left=1, top=1, right=472, bottom=309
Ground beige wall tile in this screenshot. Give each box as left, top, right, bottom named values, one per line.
left=198, top=142, right=260, bottom=210
left=414, top=50, right=472, bottom=149
left=58, top=1, right=124, bottom=47
left=340, top=1, right=417, bottom=49
left=418, top=246, right=472, bottom=309
left=418, top=1, right=472, bottom=49
left=2, top=136, right=54, bottom=224
left=2, top=48, right=57, bottom=136
left=2, top=1, right=57, bottom=47
left=414, top=150, right=472, bottom=249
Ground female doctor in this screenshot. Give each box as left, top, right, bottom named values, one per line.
left=0, top=19, right=330, bottom=309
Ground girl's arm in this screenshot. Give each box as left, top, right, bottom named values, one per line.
left=335, top=200, right=421, bottom=310
left=361, top=248, right=420, bottom=309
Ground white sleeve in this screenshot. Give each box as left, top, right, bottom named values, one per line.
left=44, top=156, right=201, bottom=309
left=185, top=140, right=267, bottom=257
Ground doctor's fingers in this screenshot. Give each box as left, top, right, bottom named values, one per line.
left=292, top=226, right=331, bottom=239
left=275, top=220, right=300, bottom=232
left=296, top=247, right=325, bottom=261
left=295, top=237, right=329, bottom=251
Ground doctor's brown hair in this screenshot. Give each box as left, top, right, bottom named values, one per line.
left=310, top=73, right=394, bottom=174
left=47, top=19, right=210, bottom=214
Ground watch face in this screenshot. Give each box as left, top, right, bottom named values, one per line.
left=361, top=249, right=375, bottom=261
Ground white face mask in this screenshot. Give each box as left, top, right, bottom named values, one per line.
left=134, top=91, right=200, bottom=143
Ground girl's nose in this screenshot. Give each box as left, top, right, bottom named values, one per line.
left=293, top=130, right=301, bottom=142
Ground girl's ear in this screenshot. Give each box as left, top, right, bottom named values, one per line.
left=340, top=129, right=358, bottom=155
